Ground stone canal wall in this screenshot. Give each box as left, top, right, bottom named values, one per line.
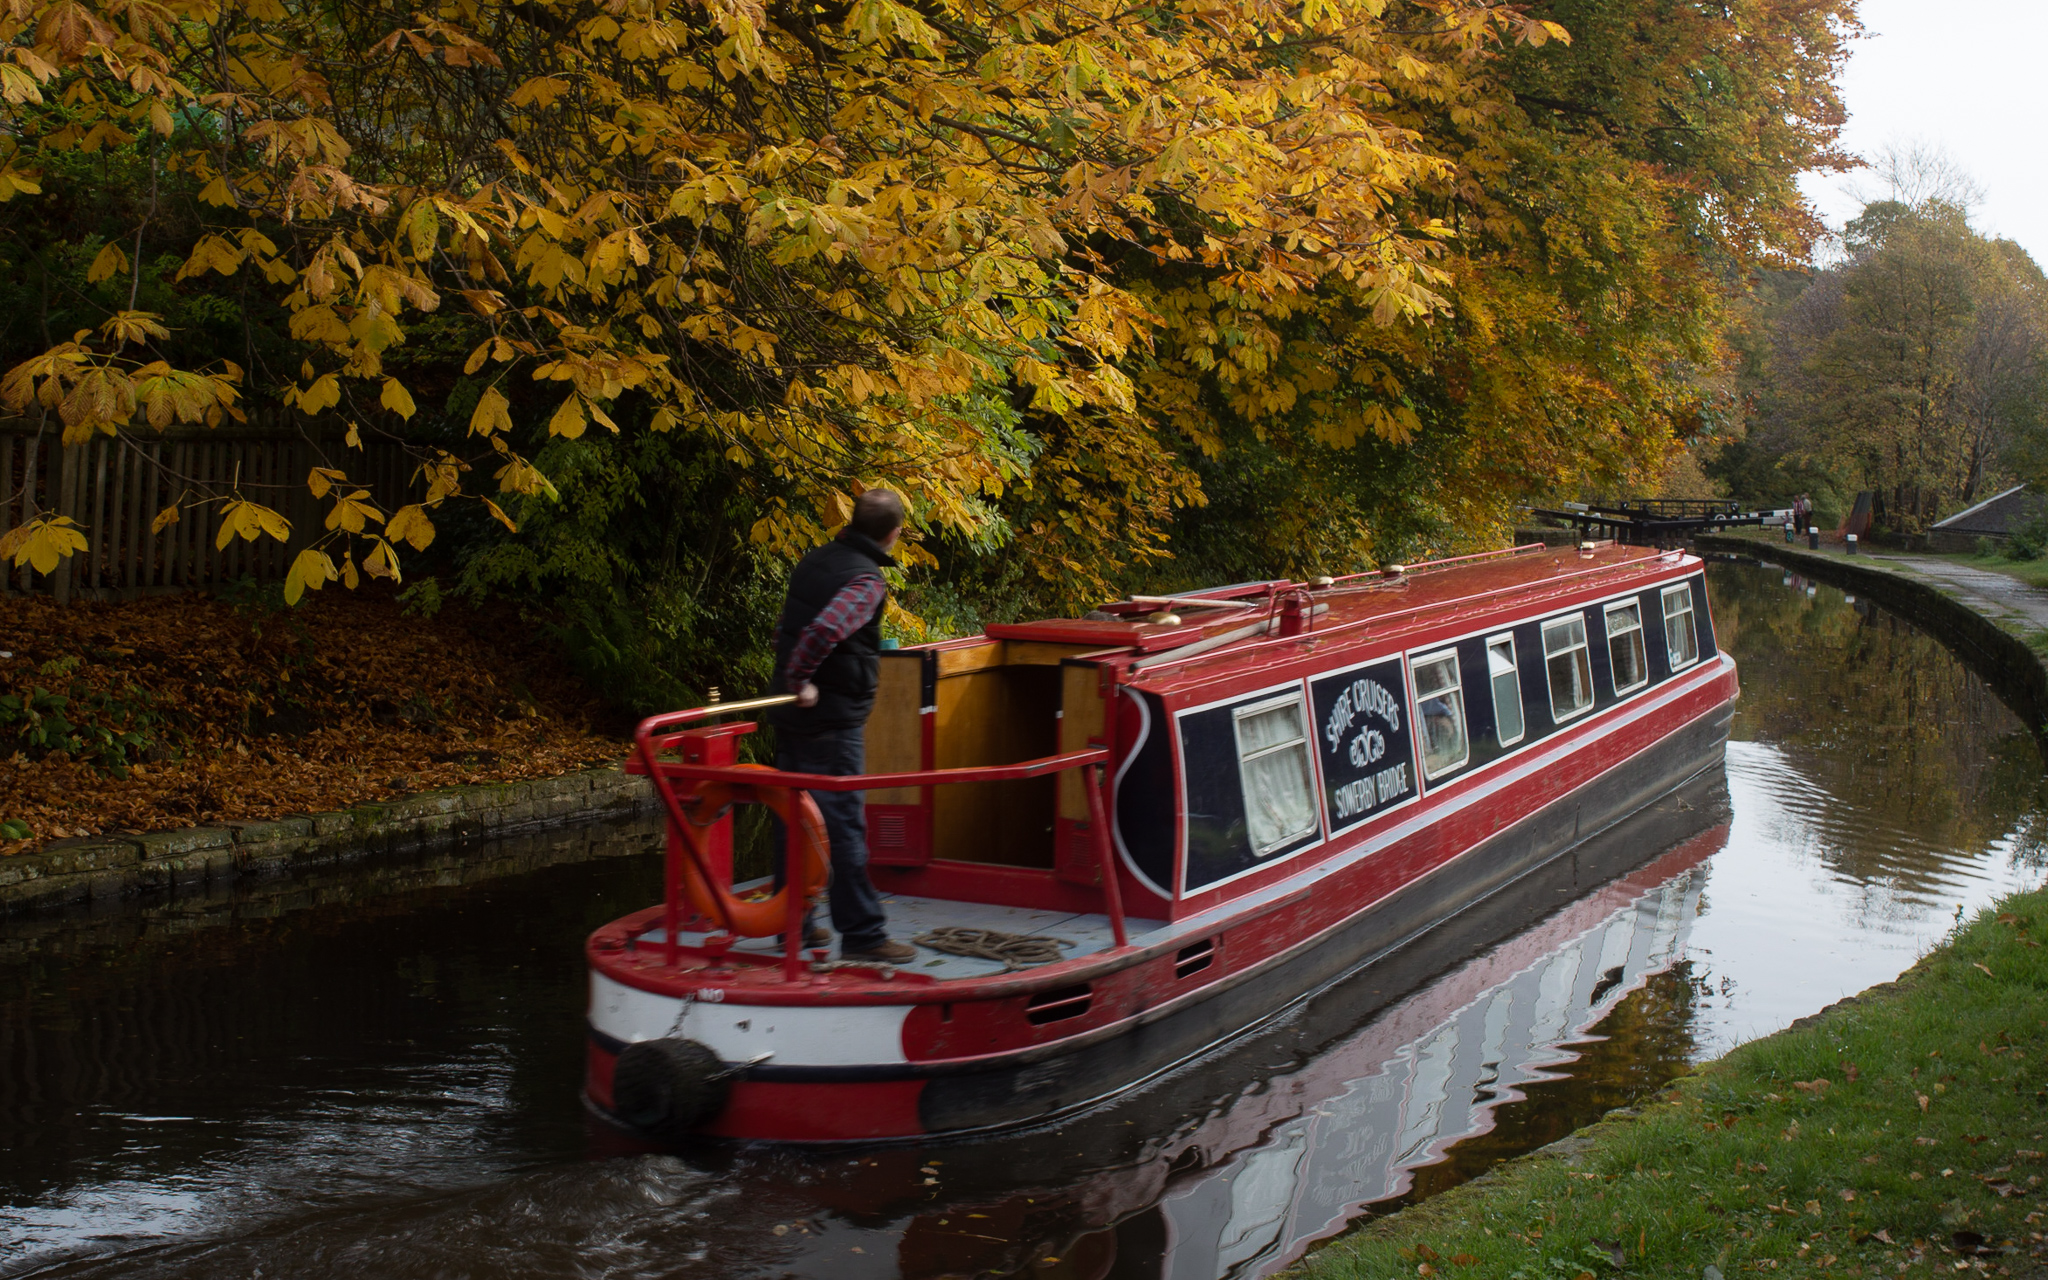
left=1692, top=534, right=2048, bottom=737
left=0, top=765, right=655, bottom=913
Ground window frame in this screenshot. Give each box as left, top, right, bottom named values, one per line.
left=1541, top=613, right=1596, bottom=725
left=1603, top=600, right=1650, bottom=696
left=1229, top=690, right=1322, bottom=858
left=1661, top=582, right=1701, bottom=672
left=1485, top=633, right=1525, bottom=748
left=1409, top=648, right=1471, bottom=781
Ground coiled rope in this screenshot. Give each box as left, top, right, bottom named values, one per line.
left=911, top=926, right=1074, bottom=971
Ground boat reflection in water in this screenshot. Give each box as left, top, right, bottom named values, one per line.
left=821, top=785, right=1727, bottom=1280
left=1147, top=832, right=1710, bottom=1279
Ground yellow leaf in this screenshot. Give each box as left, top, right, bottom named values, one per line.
left=470, top=385, right=512, bottom=436
left=483, top=498, right=518, bottom=531
left=380, top=378, right=417, bottom=419
left=341, top=553, right=360, bottom=589
left=99, top=310, right=169, bottom=347
left=283, top=547, right=336, bottom=605
left=87, top=242, right=129, bottom=284
left=213, top=498, right=287, bottom=548
left=495, top=454, right=558, bottom=499
left=150, top=503, right=180, bottom=534
left=324, top=489, right=384, bottom=533
left=216, top=500, right=249, bottom=549
left=386, top=504, right=436, bottom=551
left=2, top=515, right=87, bottom=575
left=255, top=504, right=290, bottom=541
left=421, top=454, right=466, bottom=504
left=547, top=394, right=585, bottom=438
left=307, top=466, right=346, bottom=499
left=509, top=75, right=571, bottom=108
left=298, top=373, right=340, bottom=416
left=405, top=200, right=440, bottom=261
left=362, top=536, right=402, bottom=581
left=344, top=422, right=362, bottom=449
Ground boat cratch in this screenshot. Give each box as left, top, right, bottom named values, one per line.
left=584, top=541, right=1738, bottom=1143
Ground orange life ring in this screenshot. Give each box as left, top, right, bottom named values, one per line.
left=676, top=764, right=831, bottom=938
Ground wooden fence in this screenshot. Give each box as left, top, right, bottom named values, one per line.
left=1, top=417, right=415, bottom=603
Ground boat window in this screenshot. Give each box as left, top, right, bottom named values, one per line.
left=1663, top=583, right=1700, bottom=670
left=1232, top=694, right=1320, bottom=856
left=1542, top=615, right=1594, bottom=722
left=1487, top=635, right=1524, bottom=747
left=1411, top=651, right=1469, bottom=779
left=1605, top=601, right=1649, bottom=694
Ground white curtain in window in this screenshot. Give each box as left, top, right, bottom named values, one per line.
left=1544, top=616, right=1592, bottom=718
left=1237, top=702, right=1316, bottom=855
left=1488, top=639, right=1523, bottom=744
left=1413, top=654, right=1468, bottom=777
left=1663, top=587, right=1698, bottom=666
left=1607, top=604, right=1646, bottom=691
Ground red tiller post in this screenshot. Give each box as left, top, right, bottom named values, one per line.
left=633, top=698, right=795, bottom=958
left=663, top=818, right=684, bottom=967
left=1085, top=762, right=1129, bottom=949
left=782, top=806, right=808, bottom=984
left=679, top=722, right=751, bottom=884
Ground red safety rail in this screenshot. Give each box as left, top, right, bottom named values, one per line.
left=630, top=698, right=1125, bottom=982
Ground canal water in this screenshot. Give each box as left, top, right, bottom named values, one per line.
left=3, top=561, right=2044, bottom=1280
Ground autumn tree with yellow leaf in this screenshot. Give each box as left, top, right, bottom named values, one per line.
left=0, top=0, right=1854, bottom=707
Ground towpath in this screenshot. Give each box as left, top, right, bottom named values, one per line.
left=1723, top=532, right=2048, bottom=638
left=1864, top=549, right=2048, bottom=631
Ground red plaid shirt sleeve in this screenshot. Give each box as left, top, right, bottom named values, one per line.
left=784, top=572, right=887, bottom=687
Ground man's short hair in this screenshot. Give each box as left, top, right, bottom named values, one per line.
left=849, top=489, right=906, bottom=541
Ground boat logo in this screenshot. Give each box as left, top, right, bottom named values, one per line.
left=1312, top=659, right=1419, bottom=832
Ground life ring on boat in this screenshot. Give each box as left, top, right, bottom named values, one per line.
left=676, top=765, right=830, bottom=938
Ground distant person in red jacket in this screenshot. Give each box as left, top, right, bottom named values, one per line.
left=767, top=491, right=917, bottom=964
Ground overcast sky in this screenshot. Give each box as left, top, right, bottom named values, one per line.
left=1796, top=0, right=2048, bottom=264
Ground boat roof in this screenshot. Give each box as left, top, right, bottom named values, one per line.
left=977, top=542, right=1696, bottom=689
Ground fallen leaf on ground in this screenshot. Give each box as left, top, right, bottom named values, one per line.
left=0, top=588, right=628, bottom=846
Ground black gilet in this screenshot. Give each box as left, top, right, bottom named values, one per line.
left=769, top=531, right=895, bottom=733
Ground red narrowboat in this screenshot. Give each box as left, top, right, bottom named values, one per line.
left=585, top=541, right=1737, bottom=1143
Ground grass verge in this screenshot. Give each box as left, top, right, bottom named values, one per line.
left=1286, top=887, right=2048, bottom=1279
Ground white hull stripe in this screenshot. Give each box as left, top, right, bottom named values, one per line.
left=589, top=971, right=910, bottom=1065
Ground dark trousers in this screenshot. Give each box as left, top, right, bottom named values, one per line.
left=772, top=724, right=889, bottom=950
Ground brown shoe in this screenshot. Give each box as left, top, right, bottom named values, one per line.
left=804, top=925, right=832, bottom=949
left=841, top=938, right=916, bottom=964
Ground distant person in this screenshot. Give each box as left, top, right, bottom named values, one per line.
left=1793, top=494, right=1811, bottom=530
left=767, top=490, right=916, bottom=964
